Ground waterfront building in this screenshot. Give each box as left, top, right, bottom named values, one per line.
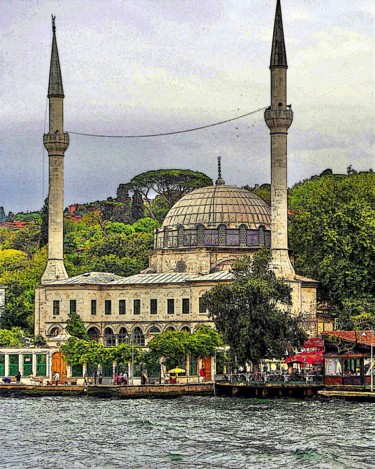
left=34, top=1, right=330, bottom=368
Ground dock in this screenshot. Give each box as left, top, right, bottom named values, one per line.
left=318, top=389, right=375, bottom=402
left=0, top=383, right=213, bottom=398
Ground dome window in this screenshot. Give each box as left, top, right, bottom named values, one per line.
left=259, top=225, right=265, bottom=246
left=218, top=224, right=226, bottom=246
left=239, top=224, right=247, bottom=246
left=177, top=225, right=184, bottom=247
left=196, top=224, right=205, bottom=246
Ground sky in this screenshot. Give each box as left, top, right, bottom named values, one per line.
left=1, top=0, right=374, bottom=214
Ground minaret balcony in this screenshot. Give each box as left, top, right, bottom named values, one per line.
left=264, top=107, right=293, bottom=132
left=43, top=132, right=70, bottom=155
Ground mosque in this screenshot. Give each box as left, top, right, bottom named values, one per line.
left=34, top=1, right=326, bottom=352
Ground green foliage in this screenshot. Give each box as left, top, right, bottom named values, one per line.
left=149, top=195, right=170, bottom=223
left=146, top=326, right=223, bottom=365
left=131, top=169, right=213, bottom=211
left=289, top=172, right=375, bottom=311
left=244, top=184, right=271, bottom=205
left=65, top=312, right=89, bottom=340
left=0, top=249, right=28, bottom=274
left=0, top=327, right=24, bottom=347
left=203, top=250, right=307, bottom=367
left=0, top=247, right=47, bottom=333
left=14, top=212, right=42, bottom=223
left=60, top=337, right=142, bottom=366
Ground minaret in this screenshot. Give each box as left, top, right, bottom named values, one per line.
left=264, top=0, right=295, bottom=280
left=41, top=16, right=69, bottom=284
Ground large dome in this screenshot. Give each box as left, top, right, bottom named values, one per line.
left=162, top=185, right=271, bottom=230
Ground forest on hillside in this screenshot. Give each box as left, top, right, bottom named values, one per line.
left=0, top=168, right=374, bottom=335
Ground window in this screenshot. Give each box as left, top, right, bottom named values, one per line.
left=70, top=300, right=77, bottom=314
left=182, top=298, right=190, bottom=314
left=105, top=300, right=112, bottom=315
left=119, top=299, right=126, bottom=315
left=199, top=297, right=207, bottom=314
left=150, top=299, right=158, bottom=315
left=53, top=300, right=60, bottom=316
left=167, top=299, right=175, bottom=314
left=91, top=300, right=97, bottom=315
left=134, top=299, right=141, bottom=315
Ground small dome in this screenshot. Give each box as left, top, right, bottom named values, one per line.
left=162, top=185, right=271, bottom=230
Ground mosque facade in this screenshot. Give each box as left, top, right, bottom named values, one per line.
left=34, top=1, right=323, bottom=349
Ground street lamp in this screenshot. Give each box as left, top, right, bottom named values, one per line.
left=125, top=333, right=135, bottom=385
left=362, top=327, right=374, bottom=392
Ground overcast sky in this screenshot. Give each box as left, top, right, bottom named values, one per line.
left=1, top=0, right=374, bottom=213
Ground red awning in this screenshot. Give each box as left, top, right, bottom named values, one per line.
left=303, top=338, right=324, bottom=349
left=285, top=350, right=323, bottom=365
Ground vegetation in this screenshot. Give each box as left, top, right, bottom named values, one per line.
left=203, top=251, right=307, bottom=369
left=60, top=337, right=142, bottom=366
left=0, top=327, right=25, bottom=347
left=65, top=312, right=89, bottom=340
left=289, top=171, right=375, bottom=314
left=130, top=169, right=213, bottom=216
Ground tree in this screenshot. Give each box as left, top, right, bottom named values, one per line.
left=131, top=169, right=213, bottom=214
left=131, top=190, right=145, bottom=221
left=203, top=250, right=307, bottom=369
left=289, top=172, right=375, bottom=312
left=65, top=312, right=89, bottom=340
left=0, top=327, right=24, bottom=347
left=40, top=198, right=48, bottom=247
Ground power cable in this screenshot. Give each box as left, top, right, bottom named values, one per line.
left=68, top=107, right=266, bottom=139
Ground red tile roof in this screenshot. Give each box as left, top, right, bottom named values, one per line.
left=322, top=330, right=375, bottom=346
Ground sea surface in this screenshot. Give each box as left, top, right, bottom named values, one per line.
left=0, top=396, right=374, bottom=469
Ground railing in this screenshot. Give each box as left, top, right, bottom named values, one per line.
left=215, top=372, right=323, bottom=385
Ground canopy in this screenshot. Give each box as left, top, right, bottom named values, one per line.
left=285, top=350, right=323, bottom=365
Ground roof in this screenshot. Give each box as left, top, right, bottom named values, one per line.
left=52, top=272, right=125, bottom=285
left=322, top=330, right=375, bottom=347
left=162, top=185, right=271, bottom=230
left=48, top=18, right=64, bottom=97
left=270, top=0, right=288, bottom=68
left=47, top=271, right=234, bottom=286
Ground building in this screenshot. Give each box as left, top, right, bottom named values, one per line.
left=35, top=1, right=324, bottom=352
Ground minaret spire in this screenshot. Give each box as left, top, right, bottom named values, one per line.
left=264, top=0, right=295, bottom=280
left=270, top=0, right=287, bottom=68
left=48, top=15, right=64, bottom=98
left=41, top=16, right=69, bottom=284
left=216, top=156, right=225, bottom=185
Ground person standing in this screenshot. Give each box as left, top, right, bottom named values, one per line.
left=199, top=367, right=205, bottom=383
left=54, top=371, right=60, bottom=386
left=98, top=372, right=103, bottom=385
left=15, top=371, right=21, bottom=383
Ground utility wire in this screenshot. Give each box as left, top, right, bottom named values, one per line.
left=68, top=107, right=266, bottom=139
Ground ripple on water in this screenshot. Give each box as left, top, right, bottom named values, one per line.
left=0, top=396, right=374, bottom=469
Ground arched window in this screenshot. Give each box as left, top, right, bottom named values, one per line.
left=118, top=327, right=128, bottom=344
left=133, top=327, right=145, bottom=346
left=104, top=327, right=116, bottom=347
left=177, top=225, right=184, bottom=247
left=149, top=326, right=161, bottom=334
left=88, top=327, right=100, bottom=342
left=49, top=327, right=61, bottom=337
left=181, top=326, right=191, bottom=333
left=165, top=326, right=176, bottom=332
left=196, top=224, right=205, bottom=246
left=239, top=224, right=247, bottom=246
left=163, top=228, right=169, bottom=248
left=218, top=224, right=226, bottom=246
left=259, top=225, right=265, bottom=246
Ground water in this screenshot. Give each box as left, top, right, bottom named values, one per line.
left=0, top=396, right=374, bottom=469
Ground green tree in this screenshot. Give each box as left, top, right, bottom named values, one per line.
left=40, top=198, right=49, bottom=247
left=131, top=169, right=213, bottom=214
left=0, top=327, right=24, bottom=347
left=65, top=312, right=89, bottom=340
left=289, top=172, right=375, bottom=312
left=203, top=251, right=307, bottom=369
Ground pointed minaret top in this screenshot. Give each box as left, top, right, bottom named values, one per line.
left=48, top=15, right=64, bottom=98
left=215, top=156, right=225, bottom=185
left=270, top=0, right=287, bottom=68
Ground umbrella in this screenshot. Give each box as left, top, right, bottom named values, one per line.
left=168, top=367, right=186, bottom=374
left=285, top=351, right=323, bottom=365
